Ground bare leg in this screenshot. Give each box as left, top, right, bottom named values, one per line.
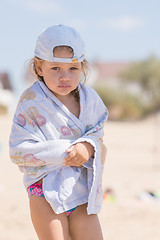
left=29, top=195, right=69, bottom=240
left=68, top=203, right=103, bottom=240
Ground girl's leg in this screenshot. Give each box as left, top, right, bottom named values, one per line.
left=29, top=195, right=69, bottom=240
left=68, top=203, right=103, bottom=240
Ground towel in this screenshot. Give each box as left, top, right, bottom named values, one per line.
left=9, top=81, right=108, bottom=214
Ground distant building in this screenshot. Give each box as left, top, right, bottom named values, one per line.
left=92, top=61, right=142, bottom=97
left=0, top=73, right=14, bottom=114
left=93, top=61, right=131, bottom=88
left=0, top=73, right=13, bottom=90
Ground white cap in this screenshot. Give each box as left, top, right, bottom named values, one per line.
left=34, top=25, right=85, bottom=63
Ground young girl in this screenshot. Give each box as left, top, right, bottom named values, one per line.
left=9, top=25, right=108, bottom=240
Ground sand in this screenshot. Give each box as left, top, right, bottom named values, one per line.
left=0, top=114, right=160, bottom=240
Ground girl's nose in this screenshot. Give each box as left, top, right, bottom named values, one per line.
left=59, top=71, right=70, bottom=81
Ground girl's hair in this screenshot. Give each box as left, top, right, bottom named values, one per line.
left=29, top=46, right=89, bottom=102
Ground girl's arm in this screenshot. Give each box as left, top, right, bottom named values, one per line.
left=64, top=141, right=94, bottom=167
left=10, top=135, right=73, bottom=168
left=64, top=110, right=108, bottom=167
left=9, top=107, right=73, bottom=168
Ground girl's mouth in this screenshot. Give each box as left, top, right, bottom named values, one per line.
left=58, top=85, right=70, bottom=88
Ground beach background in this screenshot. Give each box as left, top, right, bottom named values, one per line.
left=1, top=1, right=160, bottom=239
left=0, top=113, right=160, bottom=240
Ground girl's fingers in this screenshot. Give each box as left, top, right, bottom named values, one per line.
left=65, top=145, right=75, bottom=153
left=64, top=156, right=82, bottom=167
left=64, top=149, right=76, bottom=162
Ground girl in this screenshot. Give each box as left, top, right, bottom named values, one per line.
left=9, top=25, right=108, bottom=240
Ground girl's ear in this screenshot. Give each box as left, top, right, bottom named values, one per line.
left=34, top=59, right=43, bottom=76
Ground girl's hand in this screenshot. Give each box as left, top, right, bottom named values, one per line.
left=64, top=142, right=94, bottom=167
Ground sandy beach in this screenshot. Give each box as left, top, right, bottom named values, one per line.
left=0, top=114, right=160, bottom=240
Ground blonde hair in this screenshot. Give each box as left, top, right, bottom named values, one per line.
left=29, top=46, right=89, bottom=102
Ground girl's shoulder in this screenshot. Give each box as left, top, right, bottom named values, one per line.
left=81, top=84, right=104, bottom=105
left=17, top=81, right=45, bottom=108
left=81, top=84, right=108, bottom=117
left=81, top=84, right=100, bottom=98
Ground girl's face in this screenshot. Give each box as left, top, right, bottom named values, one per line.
left=35, top=48, right=82, bottom=100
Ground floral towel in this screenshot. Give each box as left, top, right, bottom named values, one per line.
left=9, top=81, right=108, bottom=214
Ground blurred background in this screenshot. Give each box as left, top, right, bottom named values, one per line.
left=0, top=0, right=160, bottom=239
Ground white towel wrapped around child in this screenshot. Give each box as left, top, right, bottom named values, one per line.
left=9, top=81, right=108, bottom=215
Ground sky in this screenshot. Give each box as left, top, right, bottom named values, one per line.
left=1, top=0, right=160, bottom=94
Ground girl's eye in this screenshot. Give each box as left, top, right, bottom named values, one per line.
left=70, top=67, right=78, bottom=70
left=52, top=67, right=59, bottom=70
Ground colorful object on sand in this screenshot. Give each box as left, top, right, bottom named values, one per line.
left=138, top=190, right=160, bottom=202
left=103, top=188, right=116, bottom=203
